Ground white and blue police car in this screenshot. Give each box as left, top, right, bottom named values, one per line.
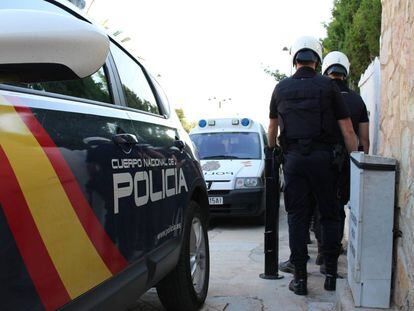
left=190, top=118, right=268, bottom=223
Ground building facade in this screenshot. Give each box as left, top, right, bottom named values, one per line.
left=380, top=0, right=414, bottom=309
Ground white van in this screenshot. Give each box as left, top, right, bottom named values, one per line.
left=190, top=118, right=268, bottom=222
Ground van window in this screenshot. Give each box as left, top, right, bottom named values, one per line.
left=110, top=44, right=160, bottom=115
left=190, top=132, right=261, bottom=160
left=6, top=67, right=112, bottom=104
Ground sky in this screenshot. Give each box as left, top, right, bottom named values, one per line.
left=84, top=0, right=333, bottom=128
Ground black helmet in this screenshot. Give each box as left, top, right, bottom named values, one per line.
left=294, top=49, right=320, bottom=64
left=325, top=64, right=348, bottom=76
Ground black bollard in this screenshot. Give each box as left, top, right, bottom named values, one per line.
left=260, top=146, right=284, bottom=280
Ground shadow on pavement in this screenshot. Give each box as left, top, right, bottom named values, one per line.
left=208, top=217, right=264, bottom=230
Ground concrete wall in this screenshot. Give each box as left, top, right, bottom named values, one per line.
left=358, top=58, right=381, bottom=155
left=380, top=0, right=414, bottom=309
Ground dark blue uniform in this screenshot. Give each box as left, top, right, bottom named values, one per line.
left=334, top=79, right=369, bottom=137
left=334, top=79, right=369, bottom=242
left=269, top=67, right=350, bottom=274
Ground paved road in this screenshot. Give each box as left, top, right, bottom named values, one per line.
left=132, top=202, right=347, bottom=311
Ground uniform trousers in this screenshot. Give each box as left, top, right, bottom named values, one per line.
left=283, top=150, right=341, bottom=271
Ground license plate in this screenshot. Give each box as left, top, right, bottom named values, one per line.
left=208, top=196, right=223, bottom=205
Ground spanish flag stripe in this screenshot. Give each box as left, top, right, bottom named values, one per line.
left=0, top=146, right=71, bottom=310
left=13, top=102, right=128, bottom=274
left=0, top=100, right=111, bottom=298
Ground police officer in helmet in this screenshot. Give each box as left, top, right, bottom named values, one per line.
left=322, top=51, right=370, bottom=154
left=312, top=51, right=370, bottom=269
left=268, top=36, right=358, bottom=295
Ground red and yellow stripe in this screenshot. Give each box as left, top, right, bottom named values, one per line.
left=0, top=96, right=128, bottom=310
left=0, top=147, right=70, bottom=310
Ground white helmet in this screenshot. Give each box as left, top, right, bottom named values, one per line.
left=290, top=36, right=323, bottom=65
left=322, top=51, right=350, bottom=77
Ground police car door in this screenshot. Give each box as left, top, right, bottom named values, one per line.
left=110, top=44, right=185, bottom=254
left=0, top=1, right=139, bottom=308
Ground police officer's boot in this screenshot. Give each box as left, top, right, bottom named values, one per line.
left=279, top=259, right=295, bottom=274
left=289, top=266, right=307, bottom=295
left=323, top=261, right=337, bottom=291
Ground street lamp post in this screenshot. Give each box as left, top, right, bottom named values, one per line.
left=208, top=97, right=232, bottom=110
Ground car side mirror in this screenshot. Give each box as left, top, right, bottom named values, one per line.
left=0, top=10, right=110, bottom=83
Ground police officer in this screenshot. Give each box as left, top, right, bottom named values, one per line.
left=268, top=36, right=358, bottom=295
left=280, top=51, right=371, bottom=275
left=322, top=51, right=370, bottom=154
left=316, top=51, right=370, bottom=267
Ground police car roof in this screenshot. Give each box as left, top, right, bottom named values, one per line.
left=49, top=0, right=133, bottom=54
left=190, top=117, right=263, bottom=135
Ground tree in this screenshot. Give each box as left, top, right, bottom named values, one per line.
left=264, top=67, right=288, bottom=82
left=323, top=0, right=361, bottom=52
left=175, top=108, right=196, bottom=133
left=323, top=0, right=381, bottom=90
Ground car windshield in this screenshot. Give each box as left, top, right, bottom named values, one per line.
left=190, top=132, right=261, bottom=160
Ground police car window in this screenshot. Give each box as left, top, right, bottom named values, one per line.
left=110, top=44, right=160, bottom=115
left=7, top=67, right=112, bottom=104
left=150, top=75, right=170, bottom=116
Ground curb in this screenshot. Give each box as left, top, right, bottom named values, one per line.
left=336, top=279, right=396, bottom=311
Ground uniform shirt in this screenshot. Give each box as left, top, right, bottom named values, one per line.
left=269, top=66, right=350, bottom=120
left=333, top=79, right=369, bottom=136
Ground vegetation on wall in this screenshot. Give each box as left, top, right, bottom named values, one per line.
left=264, top=0, right=381, bottom=90
left=323, top=0, right=381, bottom=90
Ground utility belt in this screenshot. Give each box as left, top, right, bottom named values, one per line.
left=284, top=139, right=333, bottom=155
left=285, top=139, right=348, bottom=179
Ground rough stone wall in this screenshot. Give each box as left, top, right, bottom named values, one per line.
left=380, top=0, right=414, bottom=309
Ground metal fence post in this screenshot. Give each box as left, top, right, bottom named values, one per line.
left=260, top=147, right=284, bottom=280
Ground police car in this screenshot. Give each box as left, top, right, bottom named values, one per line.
left=190, top=118, right=267, bottom=223
left=0, top=1, right=210, bottom=310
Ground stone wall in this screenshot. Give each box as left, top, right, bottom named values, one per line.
left=380, top=0, right=414, bottom=309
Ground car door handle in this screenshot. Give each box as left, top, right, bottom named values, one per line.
left=112, top=133, right=139, bottom=145
left=174, top=139, right=185, bottom=150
